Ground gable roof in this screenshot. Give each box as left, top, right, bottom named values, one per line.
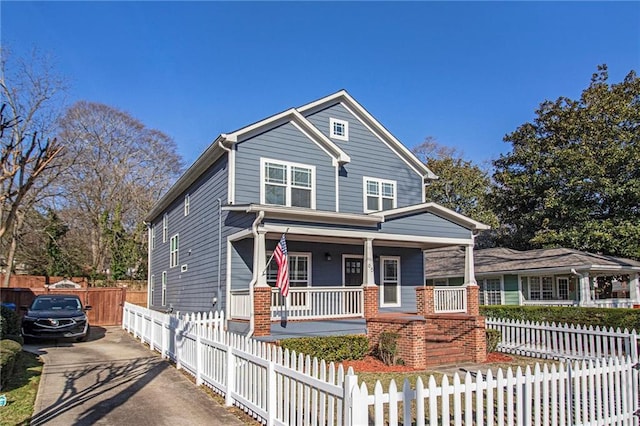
left=147, top=91, right=435, bottom=221
left=425, top=247, right=640, bottom=278
left=371, top=202, right=490, bottom=232
left=297, top=90, right=438, bottom=180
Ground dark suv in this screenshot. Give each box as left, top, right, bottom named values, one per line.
left=21, top=295, right=91, bottom=342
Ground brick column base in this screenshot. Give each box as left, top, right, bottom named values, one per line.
left=466, top=284, right=480, bottom=316
left=253, top=286, right=271, bottom=337
left=416, top=286, right=435, bottom=316
left=363, top=285, right=379, bottom=319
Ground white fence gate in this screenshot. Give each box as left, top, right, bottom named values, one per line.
left=123, top=303, right=639, bottom=425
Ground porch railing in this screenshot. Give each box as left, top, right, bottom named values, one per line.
left=229, top=289, right=251, bottom=320
left=271, top=286, right=364, bottom=321
left=434, top=286, right=467, bottom=313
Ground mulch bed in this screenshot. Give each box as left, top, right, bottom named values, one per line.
left=340, top=352, right=514, bottom=373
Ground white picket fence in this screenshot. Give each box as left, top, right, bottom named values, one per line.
left=122, top=303, right=357, bottom=426
left=123, top=303, right=639, bottom=425
left=486, top=317, right=639, bottom=362
left=351, top=357, right=639, bottom=426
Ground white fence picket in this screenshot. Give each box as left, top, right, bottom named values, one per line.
left=123, top=303, right=639, bottom=426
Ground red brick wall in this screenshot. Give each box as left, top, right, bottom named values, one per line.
left=416, top=286, right=434, bottom=316
left=253, top=286, right=272, bottom=337
left=466, top=284, right=480, bottom=316
left=367, top=316, right=427, bottom=370
left=426, top=314, right=486, bottom=363
left=363, top=285, right=379, bottom=319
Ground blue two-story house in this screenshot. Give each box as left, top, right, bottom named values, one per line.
left=145, top=91, right=489, bottom=337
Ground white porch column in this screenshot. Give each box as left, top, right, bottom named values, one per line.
left=363, top=238, right=375, bottom=286
left=464, top=242, right=477, bottom=286
left=255, top=229, right=268, bottom=287
left=578, top=272, right=592, bottom=306
left=630, top=273, right=640, bottom=305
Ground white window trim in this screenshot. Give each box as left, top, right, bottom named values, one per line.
left=162, top=214, right=168, bottom=243
left=556, top=276, right=570, bottom=300
left=363, top=176, right=397, bottom=213
left=170, top=233, right=179, bottom=268
left=479, top=276, right=504, bottom=305
left=525, top=275, right=555, bottom=300
left=380, top=256, right=401, bottom=307
left=184, top=194, right=190, bottom=216
left=161, top=271, right=167, bottom=306
left=329, top=118, right=349, bottom=141
left=151, top=225, right=156, bottom=250
left=149, top=274, right=154, bottom=306
left=260, top=158, right=316, bottom=209
left=341, top=254, right=364, bottom=286
left=266, top=251, right=312, bottom=288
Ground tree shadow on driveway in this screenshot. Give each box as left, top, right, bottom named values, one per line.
left=30, top=355, right=168, bottom=425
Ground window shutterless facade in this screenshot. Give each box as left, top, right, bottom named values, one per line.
left=479, top=277, right=502, bottom=305
left=267, top=252, right=311, bottom=307
left=170, top=234, right=179, bottom=268
left=184, top=194, right=190, bottom=216
left=149, top=275, right=154, bottom=306
left=380, top=256, right=401, bottom=307
left=363, top=177, right=396, bottom=212
left=150, top=225, right=155, bottom=250
left=329, top=118, right=349, bottom=141
left=162, top=214, right=168, bottom=243
left=260, top=158, right=315, bottom=208
left=161, top=271, right=167, bottom=306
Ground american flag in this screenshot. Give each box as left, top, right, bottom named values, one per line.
left=273, top=234, right=289, bottom=297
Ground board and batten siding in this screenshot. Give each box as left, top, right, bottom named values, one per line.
left=380, top=212, right=472, bottom=239
left=503, top=274, right=520, bottom=305
left=233, top=121, right=337, bottom=211
left=304, top=103, right=424, bottom=213
left=149, top=156, right=230, bottom=313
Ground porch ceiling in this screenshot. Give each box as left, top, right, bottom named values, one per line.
left=264, top=231, right=460, bottom=250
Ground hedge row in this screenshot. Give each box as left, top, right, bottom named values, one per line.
left=480, top=305, right=640, bottom=332
left=278, top=335, right=368, bottom=362
left=1, top=339, right=22, bottom=390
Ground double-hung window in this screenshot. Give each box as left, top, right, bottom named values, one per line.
left=149, top=275, right=154, bottom=306
left=184, top=194, right=190, bottom=216
left=170, top=234, right=179, bottom=268
left=150, top=225, right=156, bottom=250
left=364, top=177, right=396, bottom=212
left=261, top=159, right=315, bottom=208
left=266, top=252, right=310, bottom=306
left=479, top=278, right=502, bottom=305
left=527, top=276, right=554, bottom=300
left=162, top=214, right=168, bottom=243
left=161, top=271, right=167, bottom=306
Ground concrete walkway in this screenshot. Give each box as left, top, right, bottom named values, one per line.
left=27, top=326, right=245, bottom=426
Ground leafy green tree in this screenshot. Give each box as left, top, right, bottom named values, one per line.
left=413, top=137, right=498, bottom=228
left=492, top=65, right=640, bottom=259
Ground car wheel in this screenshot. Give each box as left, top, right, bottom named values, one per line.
left=77, top=325, right=90, bottom=342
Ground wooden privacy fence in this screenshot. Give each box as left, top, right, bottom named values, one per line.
left=1, top=287, right=126, bottom=326
left=123, top=303, right=640, bottom=426
left=486, top=317, right=639, bottom=362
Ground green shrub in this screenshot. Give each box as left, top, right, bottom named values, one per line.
left=480, top=305, right=640, bottom=332
left=1, top=339, right=22, bottom=390
left=1, top=305, right=21, bottom=339
left=376, top=331, right=400, bottom=366
left=278, top=335, right=369, bottom=362
left=486, top=329, right=502, bottom=353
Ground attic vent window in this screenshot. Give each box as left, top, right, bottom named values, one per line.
left=330, top=118, right=348, bottom=141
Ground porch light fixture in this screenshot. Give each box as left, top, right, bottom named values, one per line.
left=325, top=252, right=332, bottom=261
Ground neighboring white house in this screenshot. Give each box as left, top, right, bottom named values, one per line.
left=425, top=246, right=640, bottom=308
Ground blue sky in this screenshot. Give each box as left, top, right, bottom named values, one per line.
left=2, top=1, right=639, bottom=167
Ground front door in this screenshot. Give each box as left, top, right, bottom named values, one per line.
left=344, top=256, right=363, bottom=286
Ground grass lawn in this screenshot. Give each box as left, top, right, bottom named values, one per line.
left=1, top=350, right=43, bottom=425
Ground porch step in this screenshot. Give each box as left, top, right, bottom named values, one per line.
left=424, top=322, right=470, bottom=366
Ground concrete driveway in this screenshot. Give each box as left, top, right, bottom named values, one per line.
left=26, top=326, right=245, bottom=425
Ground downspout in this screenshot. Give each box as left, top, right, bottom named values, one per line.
left=145, top=221, right=152, bottom=309
left=218, top=138, right=235, bottom=205
left=248, top=210, right=265, bottom=337
left=215, top=198, right=222, bottom=310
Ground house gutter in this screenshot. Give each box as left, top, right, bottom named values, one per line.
left=217, top=137, right=235, bottom=204
left=248, top=210, right=265, bottom=337
left=215, top=198, right=223, bottom=310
